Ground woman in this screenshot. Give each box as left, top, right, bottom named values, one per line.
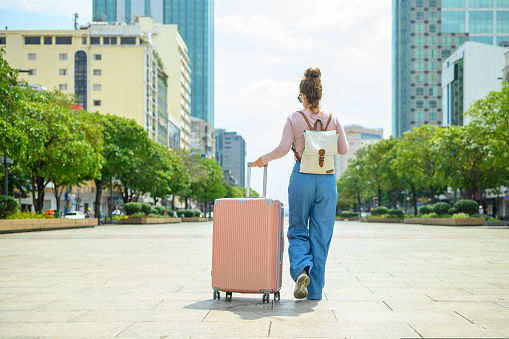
left=252, top=68, right=349, bottom=300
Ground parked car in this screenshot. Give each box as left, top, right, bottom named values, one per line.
left=63, top=211, right=86, bottom=219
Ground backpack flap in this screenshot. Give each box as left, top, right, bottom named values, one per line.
left=300, top=130, right=339, bottom=174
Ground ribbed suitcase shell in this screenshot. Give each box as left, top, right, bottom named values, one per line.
left=212, top=198, right=283, bottom=294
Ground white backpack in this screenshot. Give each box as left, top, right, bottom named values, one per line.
left=291, top=111, right=338, bottom=175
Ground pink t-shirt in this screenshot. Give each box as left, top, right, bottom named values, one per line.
left=261, top=110, right=349, bottom=165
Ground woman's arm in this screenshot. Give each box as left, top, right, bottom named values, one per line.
left=336, top=116, right=349, bottom=155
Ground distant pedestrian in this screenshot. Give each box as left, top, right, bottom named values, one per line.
left=252, top=68, right=349, bottom=300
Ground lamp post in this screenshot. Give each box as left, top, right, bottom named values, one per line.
left=2, top=155, right=13, bottom=196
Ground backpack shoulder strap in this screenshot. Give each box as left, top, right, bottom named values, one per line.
left=324, top=113, right=332, bottom=131
left=298, top=111, right=313, bottom=130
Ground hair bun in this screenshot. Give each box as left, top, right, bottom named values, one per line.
left=305, top=68, right=321, bottom=79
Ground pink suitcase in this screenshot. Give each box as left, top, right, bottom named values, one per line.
left=212, top=163, right=284, bottom=303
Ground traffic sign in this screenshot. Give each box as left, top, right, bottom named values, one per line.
left=505, top=194, right=509, bottom=201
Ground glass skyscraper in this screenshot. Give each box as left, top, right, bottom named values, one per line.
left=392, top=0, right=509, bottom=137
left=93, top=0, right=215, bottom=127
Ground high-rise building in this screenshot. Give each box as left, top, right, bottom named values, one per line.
left=0, top=19, right=191, bottom=148
left=92, top=0, right=215, bottom=127
left=392, top=0, right=509, bottom=137
left=335, top=125, right=384, bottom=179
left=215, top=129, right=246, bottom=187
left=442, top=41, right=507, bottom=125
left=190, top=116, right=215, bottom=159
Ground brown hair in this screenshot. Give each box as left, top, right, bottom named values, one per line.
left=299, top=68, right=322, bottom=110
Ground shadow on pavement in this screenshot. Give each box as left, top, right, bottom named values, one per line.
left=184, top=295, right=319, bottom=320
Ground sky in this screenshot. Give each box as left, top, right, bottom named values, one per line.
left=0, top=0, right=392, bottom=207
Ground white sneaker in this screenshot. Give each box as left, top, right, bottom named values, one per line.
left=293, top=273, right=310, bottom=299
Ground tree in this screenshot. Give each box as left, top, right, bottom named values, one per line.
left=362, top=139, right=396, bottom=207
left=337, top=159, right=368, bottom=215
left=192, top=158, right=227, bottom=216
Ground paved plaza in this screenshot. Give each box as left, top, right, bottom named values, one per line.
left=0, top=220, right=508, bottom=338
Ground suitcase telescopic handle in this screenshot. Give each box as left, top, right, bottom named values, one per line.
left=246, top=162, right=267, bottom=198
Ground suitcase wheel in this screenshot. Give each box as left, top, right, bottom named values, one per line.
left=213, top=291, right=220, bottom=300
left=274, top=291, right=280, bottom=301
left=226, top=292, right=232, bottom=299
left=262, top=293, right=270, bottom=303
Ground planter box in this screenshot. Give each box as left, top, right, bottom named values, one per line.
left=0, top=218, right=96, bottom=233
left=404, top=217, right=485, bottom=226
left=361, top=217, right=403, bottom=223
left=336, top=217, right=360, bottom=221
left=182, top=217, right=210, bottom=222
left=122, top=217, right=182, bottom=224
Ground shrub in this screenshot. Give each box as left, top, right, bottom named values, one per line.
left=422, top=212, right=438, bottom=218
left=453, top=200, right=479, bottom=216
left=150, top=208, right=158, bottom=215
left=166, top=209, right=175, bottom=217
left=6, top=211, right=48, bottom=219
left=387, top=209, right=404, bottom=217
left=176, top=209, right=186, bottom=217
left=339, top=211, right=358, bottom=218
left=140, top=203, right=152, bottom=215
left=154, top=206, right=166, bottom=215
left=183, top=210, right=195, bottom=217
left=432, top=202, right=450, bottom=215
left=0, top=195, right=20, bottom=219
left=373, top=206, right=389, bottom=215
left=131, top=212, right=145, bottom=218
left=193, top=209, right=202, bottom=217
left=452, top=212, right=469, bottom=219
left=124, top=202, right=142, bottom=216
left=448, top=207, right=458, bottom=215
left=419, top=205, right=433, bottom=215
left=406, top=214, right=415, bottom=218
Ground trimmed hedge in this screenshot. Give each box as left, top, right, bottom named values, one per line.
left=432, top=202, right=450, bottom=215
left=193, top=209, right=202, bottom=217
left=339, top=211, right=358, bottom=218
left=176, top=209, right=186, bottom=217
left=150, top=208, right=158, bottom=215
left=453, top=199, right=479, bottom=216
left=183, top=210, right=195, bottom=217
left=124, top=202, right=142, bottom=216
left=154, top=206, right=166, bottom=215
left=0, top=195, right=20, bottom=219
left=373, top=206, right=389, bottom=215
left=140, top=203, right=152, bottom=215
left=387, top=209, right=404, bottom=217
left=419, top=205, right=433, bottom=215
left=448, top=207, right=458, bottom=215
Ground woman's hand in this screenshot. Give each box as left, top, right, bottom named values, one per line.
left=252, top=156, right=265, bottom=168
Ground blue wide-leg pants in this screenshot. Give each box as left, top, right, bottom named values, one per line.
left=287, top=161, right=337, bottom=300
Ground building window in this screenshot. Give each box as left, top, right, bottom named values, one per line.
left=429, top=87, right=438, bottom=96
left=55, top=36, right=72, bottom=45
left=442, top=36, right=452, bottom=45
left=415, top=61, right=425, bottom=71
left=28, top=53, right=36, bottom=60
left=429, top=112, right=438, bottom=120
left=416, top=100, right=424, bottom=108
left=429, top=100, right=437, bottom=108
left=59, top=69, right=68, bottom=76
left=429, top=0, right=438, bottom=6
left=415, top=36, right=425, bottom=46
left=24, top=36, right=41, bottom=45
left=28, top=69, right=36, bottom=75
left=415, top=24, right=425, bottom=33
left=497, top=36, right=509, bottom=45
left=429, top=74, right=438, bottom=83
left=416, top=11, right=424, bottom=20
left=120, top=37, right=136, bottom=44
left=429, top=24, right=437, bottom=33
left=429, top=11, right=438, bottom=21
left=469, top=11, right=493, bottom=33
left=93, top=69, right=102, bottom=76
left=93, top=100, right=101, bottom=106
left=415, top=112, right=425, bottom=122
left=497, top=11, right=509, bottom=32
left=416, top=74, right=425, bottom=83
left=75, top=51, right=87, bottom=110
left=0, top=37, right=5, bottom=45
left=416, top=0, right=424, bottom=7
left=442, top=11, right=466, bottom=32
left=93, top=54, right=102, bottom=60
left=91, top=37, right=100, bottom=45
left=499, top=0, right=509, bottom=6
left=470, top=36, right=494, bottom=44
left=416, top=87, right=424, bottom=95
left=429, top=49, right=438, bottom=58
left=59, top=84, right=67, bottom=91
left=469, top=0, right=493, bottom=7
left=59, top=53, right=68, bottom=60
left=93, top=84, right=102, bottom=91
left=44, top=36, right=52, bottom=45
left=415, top=49, right=425, bottom=58
left=442, top=0, right=465, bottom=7
left=456, top=36, right=466, bottom=45
left=103, top=37, right=110, bottom=44
left=111, top=37, right=117, bottom=44
left=442, top=49, right=452, bottom=57
left=428, top=36, right=437, bottom=45
left=428, top=61, right=438, bottom=71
